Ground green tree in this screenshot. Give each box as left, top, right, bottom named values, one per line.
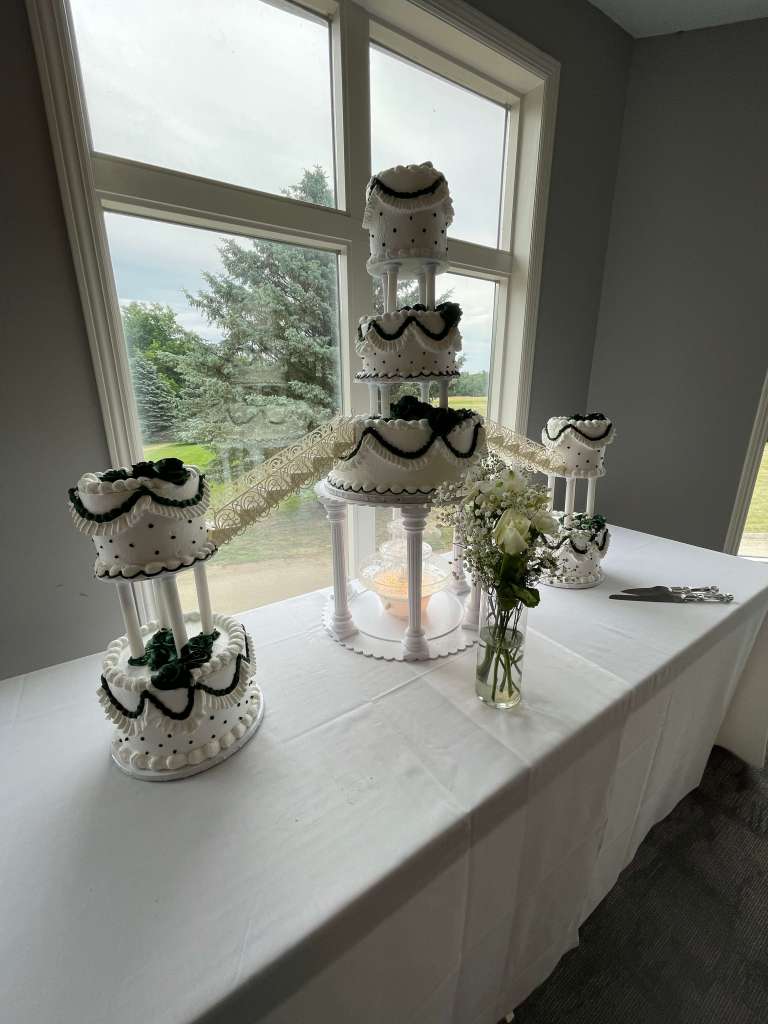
left=173, top=166, right=340, bottom=457
left=122, top=301, right=203, bottom=393
left=130, top=352, right=178, bottom=442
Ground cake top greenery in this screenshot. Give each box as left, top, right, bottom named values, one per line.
left=99, top=458, right=191, bottom=486
left=387, top=395, right=477, bottom=433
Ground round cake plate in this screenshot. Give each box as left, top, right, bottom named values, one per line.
left=320, top=481, right=435, bottom=508
left=110, top=685, right=265, bottom=782
left=96, top=548, right=216, bottom=583
left=323, top=588, right=477, bottom=661
left=541, top=569, right=604, bottom=590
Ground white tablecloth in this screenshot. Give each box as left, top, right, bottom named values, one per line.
left=2, top=528, right=767, bottom=1024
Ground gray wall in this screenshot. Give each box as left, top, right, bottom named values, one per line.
left=0, top=0, right=122, bottom=678
left=469, top=0, right=632, bottom=436
left=1, top=0, right=631, bottom=676
left=589, top=19, right=768, bottom=550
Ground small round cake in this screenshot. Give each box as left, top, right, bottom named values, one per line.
left=356, top=302, right=462, bottom=380
left=68, top=458, right=216, bottom=579
left=543, top=515, right=611, bottom=588
left=327, top=396, right=486, bottom=496
left=101, top=612, right=261, bottom=775
left=363, top=162, right=453, bottom=278
left=541, top=414, right=616, bottom=477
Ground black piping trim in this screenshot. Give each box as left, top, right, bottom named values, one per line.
left=341, top=422, right=483, bottom=463
left=70, top=474, right=206, bottom=524
left=101, top=652, right=244, bottom=721
left=369, top=173, right=446, bottom=200
left=544, top=421, right=613, bottom=443
left=359, top=303, right=461, bottom=342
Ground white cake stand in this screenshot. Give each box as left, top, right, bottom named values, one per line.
left=315, top=482, right=479, bottom=662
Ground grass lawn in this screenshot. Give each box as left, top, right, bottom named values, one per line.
left=144, top=442, right=217, bottom=472
left=448, top=394, right=487, bottom=416
left=744, top=443, right=768, bottom=533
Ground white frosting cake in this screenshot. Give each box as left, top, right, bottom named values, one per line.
left=327, top=399, right=486, bottom=495
left=69, top=458, right=216, bottom=578
left=543, top=516, right=611, bottom=588
left=363, top=162, right=453, bottom=277
left=356, top=302, right=462, bottom=380
left=101, top=612, right=261, bottom=774
left=541, top=415, right=615, bottom=478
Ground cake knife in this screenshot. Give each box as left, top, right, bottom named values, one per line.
left=610, top=590, right=733, bottom=603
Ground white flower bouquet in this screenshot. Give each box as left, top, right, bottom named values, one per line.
left=436, top=455, right=559, bottom=705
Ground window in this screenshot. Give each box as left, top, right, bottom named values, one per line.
left=33, top=0, right=559, bottom=607
left=71, top=0, right=337, bottom=205
left=370, top=45, right=507, bottom=247
left=738, top=443, right=768, bottom=559
left=104, top=212, right=341, bottom=612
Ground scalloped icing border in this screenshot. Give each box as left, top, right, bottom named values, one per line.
left=70, top=478, right=211, bottom=538
left=112, top=680, right=262, bottom=772
left=102, top=612, right=250, bottom=692
left=94, top=540, right=217, bottom=579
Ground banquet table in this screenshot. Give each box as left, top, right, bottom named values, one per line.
left=2, top=527, right=767, bottom=1024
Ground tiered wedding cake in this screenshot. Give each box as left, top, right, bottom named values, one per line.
left=326, top=162, right=486, bottom=497
left=69, top=457, right=263, bottom=779
left=540, top=414, right=616, bottom=587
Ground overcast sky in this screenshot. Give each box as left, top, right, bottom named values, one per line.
left=73, top=0, right=504, bottom=375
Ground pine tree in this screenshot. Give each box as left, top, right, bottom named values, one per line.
left=173, top=166, right=340, bottom=458
left=130, top=352, right=178, bottom=443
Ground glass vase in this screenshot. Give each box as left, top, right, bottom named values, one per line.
left=475, top=590, right=527, bottom=708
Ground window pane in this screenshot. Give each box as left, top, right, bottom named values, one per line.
left=104, top=212, right=341, bottom=613
left=71, top=0, right=336, bottom=206
left=739, top=443, right=768, bottom=559
left=370, top=45, right=507, bottom=248
left=372, top=272, right=495, bottom=418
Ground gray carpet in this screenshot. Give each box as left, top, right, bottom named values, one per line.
left=514, top=746, right=768, bottom=1024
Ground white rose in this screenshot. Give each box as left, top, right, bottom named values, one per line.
left=499, top=469, right=525, bottom=494
left=493, top=509, right=531, bottom=555
left=532, top=511, right=558, bottom=537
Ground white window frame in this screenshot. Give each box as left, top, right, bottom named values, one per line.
left=27, top=0, right=559, bottom=468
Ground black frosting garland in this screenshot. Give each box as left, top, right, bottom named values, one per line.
left=359, top=302, right=462, bottom=343
left=69, top=472, right=205, bottom=524
left=102, top=628, right=251, bottom=722
left=342, top=396, right=482, bottom=463
left=369, top=173, right=446, bottom=200
left=541, top=514, right=609, bottom=555
left=545, top=414, right=612, bottom=444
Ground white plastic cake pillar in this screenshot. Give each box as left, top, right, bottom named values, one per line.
left=193, top=561, right=214, bottom=634
left=380, top=383, right=393, bottom=418
left=546, top=475, right=556, bottom=511
left=418, top=273, right=427, bottom=305
left=438, top=379, right=449, bottom=409
left=420, top=381, right=431, bottom=403
left=564, top=477, right=576, bottom=521
left=320, top=494, right=356, bottom=640
left=424, top=265, right=436, bottom=308
left=586, top=477, right=597, bottom=515
left=400, top=504, right=430, bottom=660
left=159, top=574, right=188, bottom=655
left=386, top=267, right=399, bottom=313
left=116, top=580, right=144, bottom=659
left=368, top=383, right=379, bottom=416
left=463, top=580, right=481, bottom=631
left=152, top=579, right=170, bottom=629
left=450, top=523, right=471, bottom=595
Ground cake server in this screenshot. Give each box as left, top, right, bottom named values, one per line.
left=610, top=591, right=733, bottom=603
left=622, top=585, right=720, bottom=596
